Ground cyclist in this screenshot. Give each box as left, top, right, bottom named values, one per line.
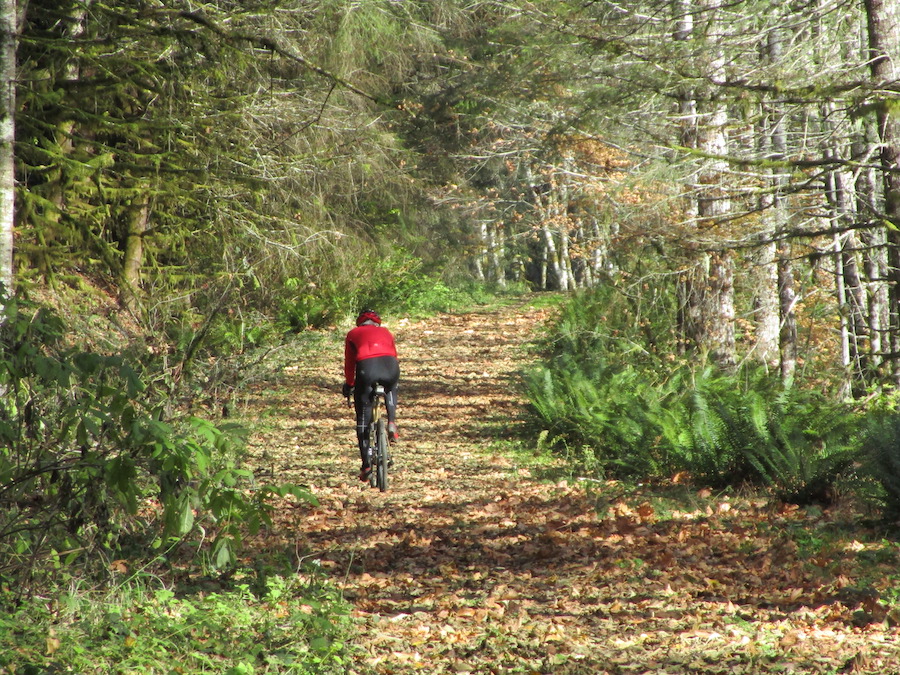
left=342, top=309, right=400, bottom=481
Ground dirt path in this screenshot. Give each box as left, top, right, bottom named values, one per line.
left=244, top=300, right=900, bottom=674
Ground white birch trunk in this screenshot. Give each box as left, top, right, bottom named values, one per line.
left=0, top=0, right=15, bottom=302
left=559, top=222, right=572, bottom=291
left=487, top=222, right=506, bottom=288
left=473, top=221, right=487, bottom=281
left=778, top=241, right=798, bottom=381
left=834, top=232, right=852, bottom=398
left=542, top=226, right=565, bottom=291
left=856, top=132, right=888, bottom=373
left=695, top=0, right=735, bottom=368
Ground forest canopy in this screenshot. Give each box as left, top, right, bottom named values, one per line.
left=1, top=0, right=897, bottom=398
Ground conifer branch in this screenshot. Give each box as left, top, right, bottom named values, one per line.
left=178, top=10, right=396, bottom=110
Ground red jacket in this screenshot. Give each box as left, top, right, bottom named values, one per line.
left=344, top=324, right=398, bottom=386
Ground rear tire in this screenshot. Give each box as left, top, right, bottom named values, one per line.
left=376, top=418, right=389, bottom=492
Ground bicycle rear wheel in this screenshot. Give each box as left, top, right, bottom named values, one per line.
left=375, top=418, right=389, bottom=492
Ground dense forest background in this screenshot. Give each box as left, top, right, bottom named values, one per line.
left=6, top=1, right=900, bottom=671
left=4, top=0, right=900, bottom=390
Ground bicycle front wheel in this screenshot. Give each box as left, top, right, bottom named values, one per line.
left=375, top=418, right=389, bottom=492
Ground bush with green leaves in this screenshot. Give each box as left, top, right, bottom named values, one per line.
left=524, top=354, right=672, bottom=477
left=279, top=277, right=357, bottom=331
left=524, top=289, right=863, bottom=501
left=0, top=294, right=315, bottom=593
left=356, top=249, right=485, bottom=317
left=538, top=285, right=681, bottom=371
left=276, top=250, right=492, bottom=332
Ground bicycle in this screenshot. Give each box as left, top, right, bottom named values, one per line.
left=366, top=384, right=391, bottom=491
left=345, top=383, right=393, bottom=490
left=347, top=384, right=392, bottom=492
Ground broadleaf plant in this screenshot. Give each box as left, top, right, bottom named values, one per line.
left=0, top=293, right=314, bottom=597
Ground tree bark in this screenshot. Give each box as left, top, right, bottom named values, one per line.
left=778, top=240, right=798, bottom=381
left=855, top=131, right=889, bottom=378
left=487, top=221, right=506, bottom=288
left=864, top=0, right=900, bottom=383
left=753, top=27, right=787, bottom=371
left=823, top=99, right=869, bottom=396
left=121, top=194, right=149, bottom=315
left=47, top=2, right=90, bottom=210
left=693, top=0, right=735, bottom=368
left=674, top=0, right=700, bottom=356
left=0, top=0, right=15, bottom=302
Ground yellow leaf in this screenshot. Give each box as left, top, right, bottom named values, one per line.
left=46, top=628, right=60, bottom=656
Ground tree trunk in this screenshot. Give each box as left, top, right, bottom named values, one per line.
left=46, top=3, right=90, bottom=211
left=855, top=131, right=889, bottom=378
left=864, top=0, right=900, bottom=383
left=473, top=221, right=487, bottom=282
left=0, top=0, right=15, bottom=302
left=751, top=234, right=780, bottom=367
left=823, top=104, right=869, bottom=396
left=833, top=231, right=852, bottom=398
left=121, top=194, right=149, bottom=315
left=673, top=0, right=700, bottom=356
left=541, top=226, right=566, bottom=291
left=559, top=221, right=573, bottom=290
left=778, top=240, right=798, bottom=381
left=704, top=252, right=735, bottom=368
left=752, top=77, right=781, bottom=366
left=842, top=232, right=869, bottom=396
left=694, top=0, right=735, bottom=369
left=487, top=221, right=506, bottom=288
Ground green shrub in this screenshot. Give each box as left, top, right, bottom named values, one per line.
left=737, top=384, right=862, bottom=504
left=524, top=355, right=670, bottom=477
left=861, top=412, right=900, bottom=519
left=0, top=294, right=315, bottom=593
left=276, top=252, right=498, bottom=331
left=279, top=278, right=355, bottom=331
left=524, top=290, right=863, bottom=501
left=655, top=367, right=752, bottom=485
left=538, top=285, right=681, bottom=371
left=358, top=250, right=486, bottom=316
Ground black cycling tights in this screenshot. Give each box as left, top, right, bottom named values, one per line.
left=353, top=355, right=400, bottom=466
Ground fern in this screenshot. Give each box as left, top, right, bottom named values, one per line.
left=524, top=290, right=865, bottom=498
left=862, top=412, right=900, bottom=518
left=524, top=355, right=664, bottom=477
left=737, top=384, right=862, bottom=504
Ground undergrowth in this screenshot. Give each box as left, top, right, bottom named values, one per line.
left=0, top=291, right=354, bottom=674
left=0, top=571, right=353, bottom=674
left=522, top=287, right=886, bottom=508
left=278, top=250, right=518, bottom=332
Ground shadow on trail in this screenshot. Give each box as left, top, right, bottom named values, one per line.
left=278, top=486, right=872, bottom=629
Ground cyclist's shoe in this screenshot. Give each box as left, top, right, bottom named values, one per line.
left=388, top=422, right=399, bottom=443
left=359, top=465, right=372, bottom=482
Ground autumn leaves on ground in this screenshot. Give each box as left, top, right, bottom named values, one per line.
left=244, top=299, right=900, bottom=674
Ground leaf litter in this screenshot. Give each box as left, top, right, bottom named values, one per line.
left=242, top=300, right=900, bottom=674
